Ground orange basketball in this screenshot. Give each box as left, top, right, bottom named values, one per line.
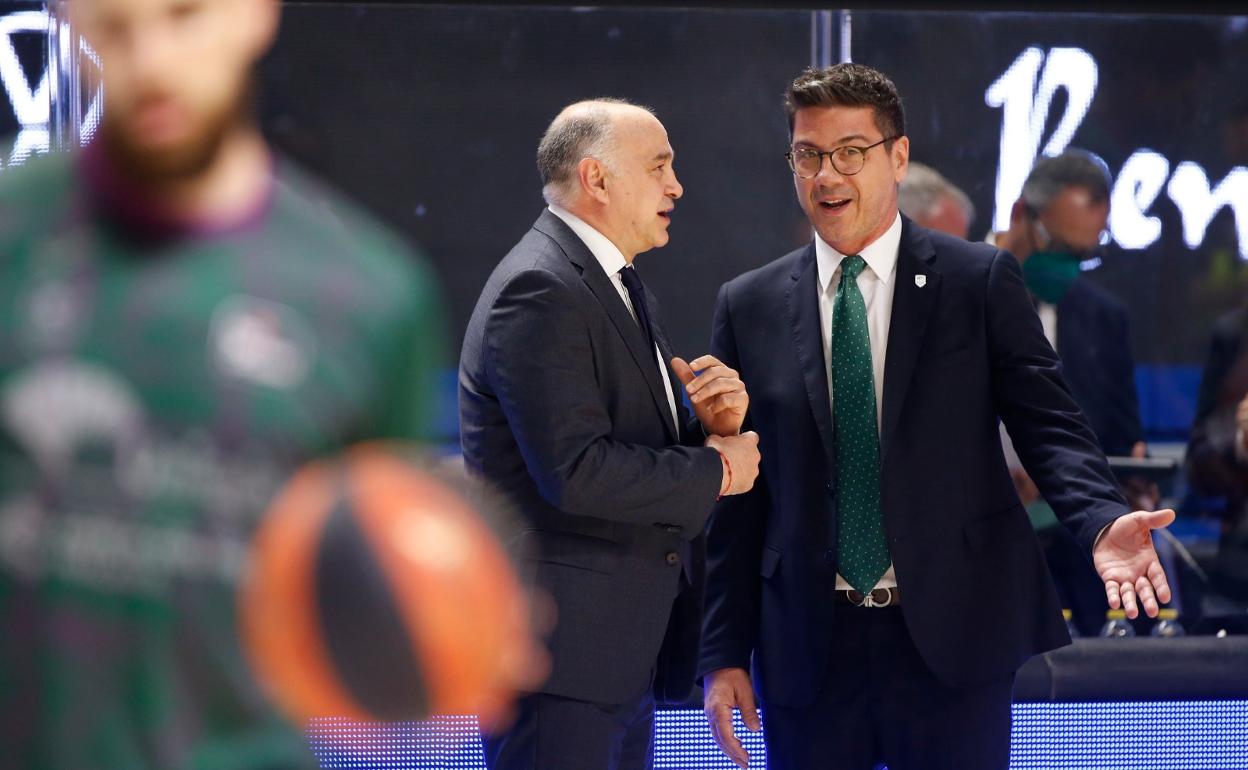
left=238, top=442, right=534, bottom=725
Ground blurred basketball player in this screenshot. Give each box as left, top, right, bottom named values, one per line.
left=0, top=0, right=455, bottom=766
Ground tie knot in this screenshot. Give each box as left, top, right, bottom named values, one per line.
left=841, top=255, right=866, bottom=281
left=619, top=265, right=644, bottom=293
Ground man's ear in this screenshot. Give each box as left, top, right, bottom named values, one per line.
left=1009, top=198, right=1029, bottom=228
left=892, top=136, right=910, bottom=183
left=578, top=157, right=610, bottom=206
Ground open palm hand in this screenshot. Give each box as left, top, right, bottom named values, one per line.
left=1092, top=509, right=1176, bottom=619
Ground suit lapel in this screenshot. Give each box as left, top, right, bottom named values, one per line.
left=880, top=218, right=940, bottom=463
left=533, top=211, right=679, bottom=443
left=786, top=245, right=837, bottom=470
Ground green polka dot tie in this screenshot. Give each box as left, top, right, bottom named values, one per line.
left=832, top=255, right=890, bottom=593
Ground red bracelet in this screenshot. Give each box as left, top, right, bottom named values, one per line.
left=716, top=449, right=732, bottom=501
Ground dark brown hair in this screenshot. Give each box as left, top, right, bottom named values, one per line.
left=785, top=64, right=905, bottom=144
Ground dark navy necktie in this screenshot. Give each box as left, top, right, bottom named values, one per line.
left=620, top=264, right=684, bottom=437
left=619, top=265, right=658, bottom=355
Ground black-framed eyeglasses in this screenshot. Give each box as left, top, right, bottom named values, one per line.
left=785, top=136, right=899, bottom=178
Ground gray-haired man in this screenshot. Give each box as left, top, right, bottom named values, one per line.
left=459, top=99, right=760, bottom=770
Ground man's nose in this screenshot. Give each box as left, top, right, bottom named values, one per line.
left=667, top=169, right=683, bottom=200
left=815, top=153, right=846, bottom=182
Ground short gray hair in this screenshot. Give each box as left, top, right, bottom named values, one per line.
left=1020, top=149, right=1112, bottom=215
left=536, top=98, right=651, bottom=206
left=898, top=162, right=975, bottom=224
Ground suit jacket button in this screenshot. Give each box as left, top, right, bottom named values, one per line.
left=824, top=548, right=836, bottom=563
left=825, top=481, right=834, bottom=494
left=665, top=552, right=680, bottom=566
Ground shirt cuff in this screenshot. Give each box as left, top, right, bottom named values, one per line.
left=1092, top=521, right=1112, bottom=552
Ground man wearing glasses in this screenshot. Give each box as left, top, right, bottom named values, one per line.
left=697, top=64, right=1175, bottom=770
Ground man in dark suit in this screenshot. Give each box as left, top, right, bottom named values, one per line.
left=993, top=150, right=1158, bottom=636
left=698, top=64, right=1175, bottom=770
left=460, top=99, right=761, bottom=770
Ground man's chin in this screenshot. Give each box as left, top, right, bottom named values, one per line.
left=113, top=137, right=219, bottom=183
left=101, top=105, right=237, bottom=185
left=811, top=221, right=854, bottom=250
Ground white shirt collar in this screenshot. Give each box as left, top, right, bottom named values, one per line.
left=548, top=204, right=629, bottom=279
left=814, top=212, right=903, bottom=294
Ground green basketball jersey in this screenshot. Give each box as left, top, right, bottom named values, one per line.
left=0, top=151, right=447, bottom=769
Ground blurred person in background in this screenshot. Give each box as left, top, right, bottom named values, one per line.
left=1186, top=305, right=1248, bottom=604
left=897, top=161, right=975, bottom=239
left=992, top=150, right=1161, bottom=636
left=1184, top=99, right=1248, bottom=606
left=993, top=150, right=1147, bottom=466
left=0, top=0, right=448, bottom=767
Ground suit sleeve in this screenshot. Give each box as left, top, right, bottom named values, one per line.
left=698, top=282, right=766, bottom=677
left=986, top=250, right=1128, bottom=553
left=483, top=267, right=722, bottom=533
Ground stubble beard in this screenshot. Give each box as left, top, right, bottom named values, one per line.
left=100, top=82, right=253, bottom=188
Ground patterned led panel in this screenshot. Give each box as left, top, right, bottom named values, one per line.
left=310, top=702, right=1248, bottom=769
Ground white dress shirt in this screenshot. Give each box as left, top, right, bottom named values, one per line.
left=548, top=205, right=680, bottom=435
left=815, top=213, right=902, bottom=592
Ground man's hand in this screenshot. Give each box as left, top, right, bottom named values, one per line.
left=706, top=432, right=760, bottom=496
left=703, top=667, right=761, bottom=769
left=1093, top=509, right=1177, bottom=619
left=673, top=356, right=748, bottom=437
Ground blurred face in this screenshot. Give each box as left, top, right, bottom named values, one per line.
left=918, top=193, right=971, bottom=239
left=791, top=105, right=909, bottom=255
left=1032, top=186, right=1109, bottom=258
left=74, top=0, right=277, bottom=181
left=600, top=112, right=683, bottom=260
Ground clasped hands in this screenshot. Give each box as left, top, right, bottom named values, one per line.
left=672, top=355, right=759, bottom=496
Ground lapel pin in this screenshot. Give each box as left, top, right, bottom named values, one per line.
left=915, top=275, right=927, bottom=288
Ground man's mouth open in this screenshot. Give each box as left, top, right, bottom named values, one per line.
left=818, top=197, right=852, bottom=212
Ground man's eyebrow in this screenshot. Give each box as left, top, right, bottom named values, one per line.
left=793, top=134, right=873, bottom=148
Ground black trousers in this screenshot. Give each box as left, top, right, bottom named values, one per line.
left=481, top=689, right=656, bottom=770
left=762, top=604, right=1014, bottom=770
